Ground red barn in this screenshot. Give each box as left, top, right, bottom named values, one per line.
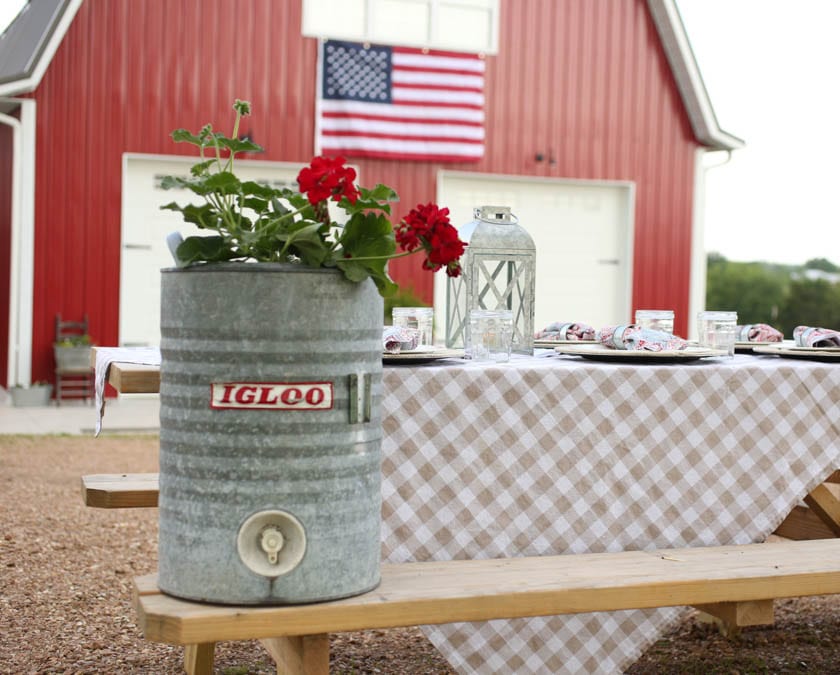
left=0, top=0, right=740, bottom=389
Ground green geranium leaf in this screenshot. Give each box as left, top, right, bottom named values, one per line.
left=241, top=181, right=282, bottom=199
left=286, top=223, right=331, bottom=267
left=338, top=212, right=396, bottom=258
left=364, top=184, right=399, bottom=203
left=241, top=196, right=268, bottom=213
left=337, top=258, right=398, bottom=296
left=190, top=160, right=215, bottom=176
left=335, top=212, right=397, bottom=294
left=343, top=184, right=399, bottom=216
left=270, top=197, right=292, bottom=217
left=160, top=202, right=217, bottom=229
left=176, top=236, right=240, bottom=263
left=218, top=136, right=264, bottom=154
left=204, top=171, right=241, bottom=194
left=171, top=128, right=205, bottom=146
left=159, top=175, right=218, bottom=197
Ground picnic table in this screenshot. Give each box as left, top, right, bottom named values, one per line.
left=90, top=348, right=840, bottom=674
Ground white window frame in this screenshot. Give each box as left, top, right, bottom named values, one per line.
left=302, top=0, right=499, bottom=54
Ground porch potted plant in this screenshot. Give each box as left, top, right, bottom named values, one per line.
left=53, top=333, right=93, bottom=370
left=8, top=381, right=52, bottom=407
left=154, top=100, right=466, bottom=606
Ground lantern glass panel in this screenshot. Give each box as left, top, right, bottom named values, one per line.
left=445, top=206, right=536, bottom=355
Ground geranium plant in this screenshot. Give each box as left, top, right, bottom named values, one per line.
left=161, top=100, right=465, bottom=296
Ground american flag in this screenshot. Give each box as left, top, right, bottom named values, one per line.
left=316, top=39, right=485, bottom=162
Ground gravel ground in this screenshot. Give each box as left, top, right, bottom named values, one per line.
left=1, top=434, right=839, bottom=674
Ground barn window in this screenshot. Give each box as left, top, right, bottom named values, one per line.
left=301, top=0, right=499, bottom=54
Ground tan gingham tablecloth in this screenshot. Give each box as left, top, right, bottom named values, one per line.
left=380, top=352, right=840, bottom=674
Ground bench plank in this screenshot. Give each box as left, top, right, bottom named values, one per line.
left=108, top=362, right=161, bottom=394
left=134, top=539, right=840, bottom=646
left=81, top=473, right=159, bottom=508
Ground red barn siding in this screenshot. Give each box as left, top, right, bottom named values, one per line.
left=26, top=0, right=698, bottom=382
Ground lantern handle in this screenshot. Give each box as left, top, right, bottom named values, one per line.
left=473, top=206, right=519, bottom=225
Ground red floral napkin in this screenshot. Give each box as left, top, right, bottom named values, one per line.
left=383, top=326, right=419, bottom=353
left=793, top=325, right=840, bottom=347
left=535, top=322, right=595, bottom=341
left=596, top=325, right=688, bottom=351
left=736, top=324, right=783, bottom=342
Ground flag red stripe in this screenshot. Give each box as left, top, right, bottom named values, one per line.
left=392, top=82, right=483, bottom=94
left=390, top=99, right=483, bottom=111
left=322, top=130, right=484, bottom=144
left=393, top=64, right=484, bottom=77
left=322, top=111, right=483, bottom=127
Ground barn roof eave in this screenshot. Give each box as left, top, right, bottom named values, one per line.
left=647, top=0, right=745, bottom=152
left=0, top=0, right=82, bottom=98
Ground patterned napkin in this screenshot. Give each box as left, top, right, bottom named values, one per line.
left=793, top=325, right=840, bottom=347
left=737, top=324, right=783, bottom=342
left=535, top=322, right=595, bottom=341
left=383, top=326, right=419, bottom=354
left=597, top=324, right=688, bottom=351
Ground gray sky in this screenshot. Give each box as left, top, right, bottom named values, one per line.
left=677, top=0, right=840, bottom=265
left=0, top=1, right=24, bottom=33
left=2, top=1, right=837, bottom=266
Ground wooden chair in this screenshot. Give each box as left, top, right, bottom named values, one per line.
left=54, top=313, right=94, bottom=405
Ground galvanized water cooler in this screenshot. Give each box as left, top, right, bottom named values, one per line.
left=157, top=263, right=383, bottom=605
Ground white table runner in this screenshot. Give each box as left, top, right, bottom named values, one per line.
left=380, top=353, right=840, bottom=673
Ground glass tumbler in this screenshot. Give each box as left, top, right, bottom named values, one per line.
left=635, top=309, right=675, bottom=334
left=468, top=309, right=514, bottom=363
left=392, top=307, right=434, bottom=348
left=697, top=310, right=738, bottom=356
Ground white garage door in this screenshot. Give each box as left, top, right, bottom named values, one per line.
left=434, top=172, right=635, bottom=336
left=120, top=154, right=303, bottom=347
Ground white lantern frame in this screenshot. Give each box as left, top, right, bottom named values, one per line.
left=445, top=206, right=536, bottom=355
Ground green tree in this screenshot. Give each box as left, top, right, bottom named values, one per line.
left=705, top=256, right=788, bottom=326
left=777, top=278, right=840, bottom=335
left=803, top=258, right=840, bottom=273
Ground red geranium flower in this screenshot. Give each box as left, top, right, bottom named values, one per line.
left=397, top=202, right=466, bottom=278
left=297, top=156, right=360, bottom=205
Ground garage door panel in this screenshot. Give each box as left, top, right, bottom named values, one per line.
left=436, top=174, right=634, bottom=335
left=120, top=155, right=302, bottom=347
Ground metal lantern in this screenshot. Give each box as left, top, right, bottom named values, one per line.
left=446, top=206, right=536, bottom=355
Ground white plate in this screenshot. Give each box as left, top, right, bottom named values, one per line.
left=382, top=349, right=464, bottom=364
left=554, top=344, right=726, bottom=363
left=752, top=345, right=840, bottom=361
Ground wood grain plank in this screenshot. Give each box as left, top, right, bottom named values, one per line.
left=260, top=636, right=329, bottom=675
left=81, top=473, right=159, bottom=508
left=774, top=504, right=837, bottom=541
left=693, top=599, right=774, bottom=627
left=804, top=483, right=840, bottom=536
left=183, top=643, right=215, bottom=675
left=133, top=539, right=840, bottom=645
left=109, top=362, right=161, bottom=394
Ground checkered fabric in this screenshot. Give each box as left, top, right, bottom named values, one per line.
left=381, top=353, right=840, bottom=674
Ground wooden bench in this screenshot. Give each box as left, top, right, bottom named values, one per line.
left=82, top=471, right=840, bottom=538
left=133, top=538, right=840, bottom=675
